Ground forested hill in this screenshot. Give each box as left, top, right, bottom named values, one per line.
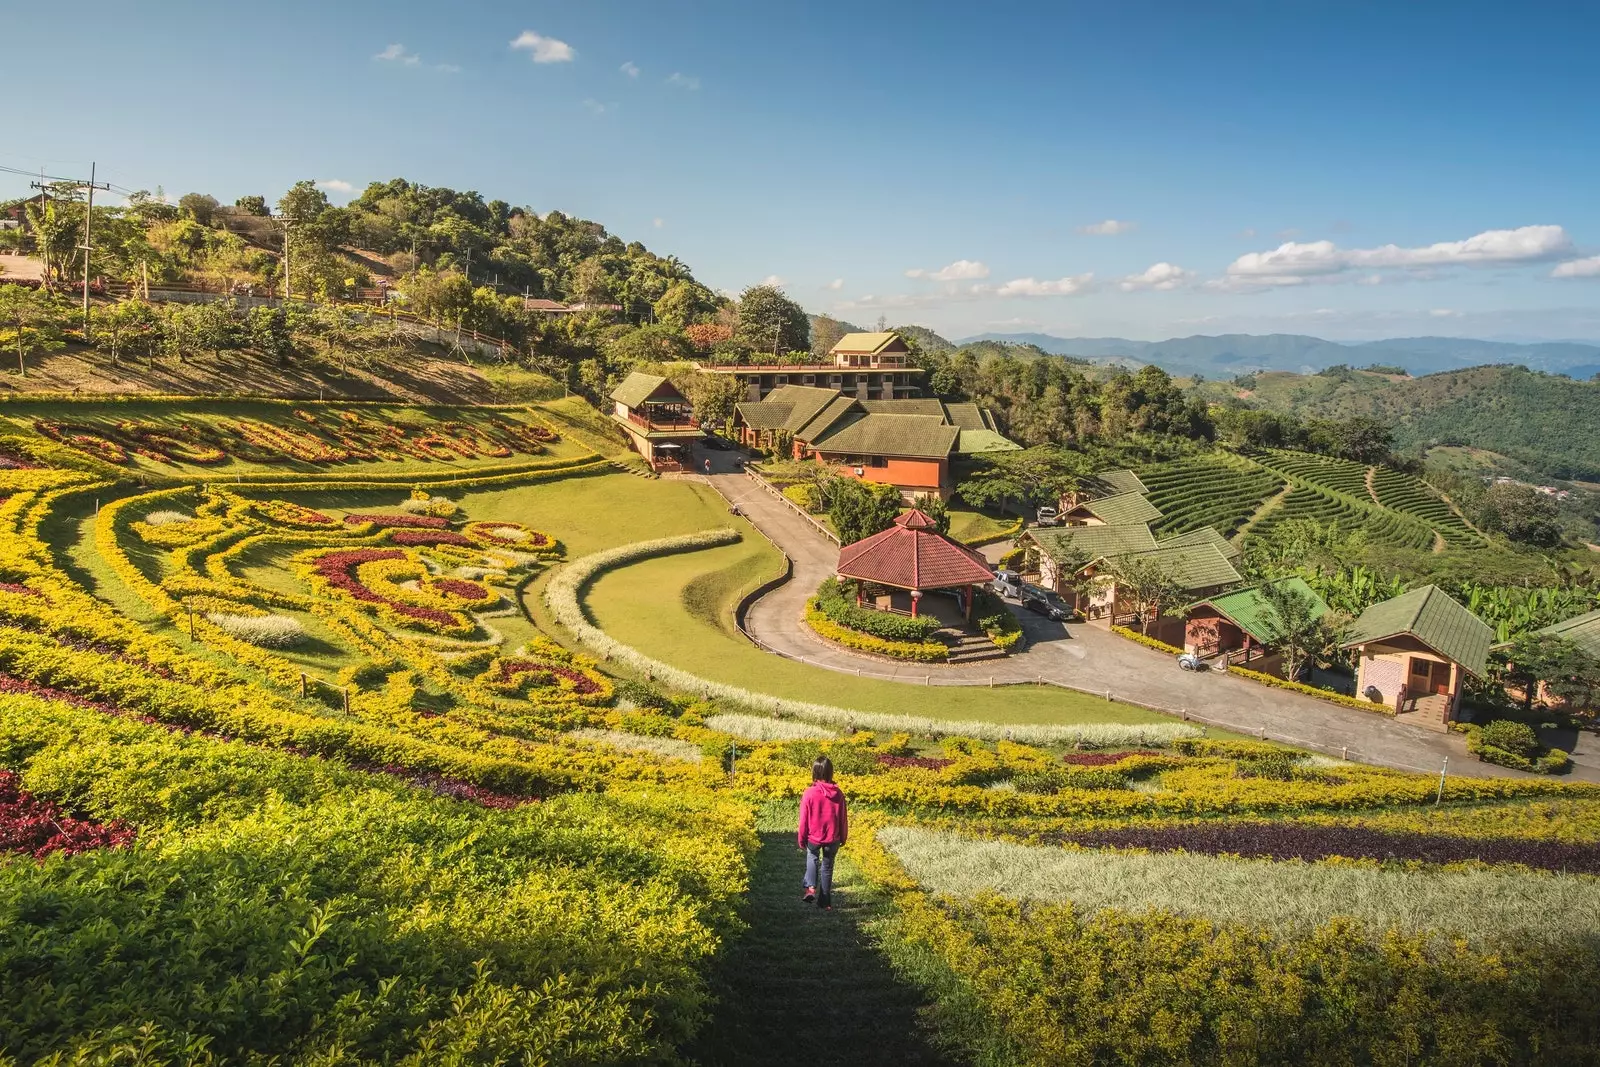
left=1206, top=365, right=1600, bottom=481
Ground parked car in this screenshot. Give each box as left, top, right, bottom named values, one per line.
left=1035, top=506, right=1061, bottom=527
left=992, top=569, right=1024, bottom=599
left=1020, top=593, right=1068, bottom=621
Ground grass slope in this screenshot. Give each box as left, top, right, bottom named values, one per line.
left=688, top=805, right=950, bottom=1067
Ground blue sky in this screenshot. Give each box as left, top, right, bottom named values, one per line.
left=4, top=0, right=1599, bottom=341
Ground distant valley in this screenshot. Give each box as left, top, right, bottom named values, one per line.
left=956, top=331, right=1600, bottom=381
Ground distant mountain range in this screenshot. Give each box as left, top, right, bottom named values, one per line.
left=952, top=332, right=1600, bottom=380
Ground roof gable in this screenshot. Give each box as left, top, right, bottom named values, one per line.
left=610, top=371, right=682, bottom=409
left=761, top=384, right=848, bottom=435
left=1191, top=577, right=1330, bottom=645
left=1031, top=523, right=1157, bottom=563
left=831, top=331, right=906, bottom=355
left=1076, top=491, right=1162, bottom=526
left=1343, top=585, right=1494, bottom=676
left=837, top=519, right=995, bottom=589
left=1092, top=469, right=1149, bottom=496
left=1095, top=543, right=1242, bottom=591
left=810, top=413, right=959, bottom=459
left=1539, top=607, right=1600, bottom=658
left=1159, top=526, right=1242, bottom=562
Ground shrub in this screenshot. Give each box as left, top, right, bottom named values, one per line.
left=782, top=483, right=820, bottom=512
left=814, top=578, right=943, bottom=642
left=619, top=712, right=678, bottom=738
left=142, top=509, right=191, bottom=526
left=205, top=612, right=308, bottom=648
left=1481, top=719, right=1539, bottom=757
left=805, top=603, right=949, bottom=662
left=703, top=713, right=835, bottom=742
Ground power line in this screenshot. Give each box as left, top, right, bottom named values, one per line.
left=32, top=163, right=111, bottom=332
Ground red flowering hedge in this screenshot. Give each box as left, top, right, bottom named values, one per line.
left=389, top=529, right=474, bottom=547
left=344, top=513, right=451, bottom=529
left=0, top=770, right=136, bottom=859
left=432, top=577, right=491, bottom=602
left=306, top=549, right=457, bottom=629
left=875, top=754, right=955, bottom=771
left=1061, top=750, right=1163, bottom=767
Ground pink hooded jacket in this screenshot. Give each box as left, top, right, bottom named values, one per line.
left=797, top=780, right=848, bottom=848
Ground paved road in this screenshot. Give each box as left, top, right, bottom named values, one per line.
left=695, top=455, right=1596, bottom=780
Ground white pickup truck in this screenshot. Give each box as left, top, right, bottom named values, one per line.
left=1035, top=505, right=1061, bottom=527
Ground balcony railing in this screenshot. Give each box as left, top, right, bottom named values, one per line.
left=627, top=409, right=699, bottom=431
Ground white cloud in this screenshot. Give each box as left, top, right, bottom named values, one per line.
left=582, top=99, right=612, bottom=115
left=652, top=217, right=664, bottom=228
left=905, top=259, right=990, bottom=282
left=666, top=72, right=700, bottom=90
left=1079, top=219, right=1135, bottom=236
left=994, top=273, right=1094, bottom=297
left=621, top=61, right=640, bottom=78
left=1225, top=225, right=1575, bottom=289
left=374, top=43, right=420, bottom=65
left=825, top=278, right=844, bottom=290
left=1119, top=262, right=1194, bottom=292
left=1552, top=255, right=1600, bottom=278
left=317, top=179, right=353, bottom=192
left=1429, top=308, right=1461, bottom=318
left=511, top=31, right=575, bottom=63
left=759, top=275, right=786, bottom=287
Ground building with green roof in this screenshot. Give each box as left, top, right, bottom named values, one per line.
left=1537, top=607, right=1600, bottom=659
left=1342, top=585, right=1494, bottom=726
left=1183, top=577, right=1329, bottom=670
left=609, top=371, right=704, bottom=471
left=1064, top=490, right=1163, bottom=527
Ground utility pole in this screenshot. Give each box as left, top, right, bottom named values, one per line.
left=32, top=164, right=110, bottom=332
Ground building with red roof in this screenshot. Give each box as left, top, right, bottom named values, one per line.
left=836, top=509, right=995, bottom=621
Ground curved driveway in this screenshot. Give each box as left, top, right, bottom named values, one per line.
left=699, top=461, right=1595, bottom=781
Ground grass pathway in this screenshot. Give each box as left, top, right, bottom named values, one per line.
left=688, top=809, right=950, bottom=1067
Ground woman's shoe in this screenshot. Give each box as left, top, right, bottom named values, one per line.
left=819, top=892, right=832, bottom=910
left=802, top=887, right=816, bottom=904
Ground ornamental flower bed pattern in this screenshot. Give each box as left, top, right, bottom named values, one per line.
left=876, top=754, right=955, bottom=771
left=463, top=521, right=553, bottom=549
left=1035, top=822, right=1600, bottom=875
left=389, top=529, right=474, bottom=547
left=432, top=577, right=492, bottom=602
left=0, top=770, right=136, bottom=859
left=307, top=549, right=458, bottom=629
left=1062, top=750, right=1163, bottom=767
left=345, top=513, right=451, bottom=529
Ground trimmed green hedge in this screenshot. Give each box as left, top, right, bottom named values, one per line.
left=815, top=578, right=943, bottom=642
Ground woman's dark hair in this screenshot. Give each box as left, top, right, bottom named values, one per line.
left=812, top=755, right=834, bottom=782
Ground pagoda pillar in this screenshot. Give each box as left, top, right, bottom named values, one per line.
left=910, top=589, right=922, bottom=618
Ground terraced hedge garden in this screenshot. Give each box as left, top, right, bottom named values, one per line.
left=1, top=404, right=1596, bottom=1065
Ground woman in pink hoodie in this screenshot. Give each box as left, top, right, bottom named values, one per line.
left=797, top=755, right=848, bottom=910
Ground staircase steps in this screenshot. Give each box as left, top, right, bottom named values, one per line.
left=943, top=631, right=1008, bottom=664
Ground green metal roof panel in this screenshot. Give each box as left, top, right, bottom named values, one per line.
left=1102, top=543, right=1242, bottom=591
left=1537, top=607, right=1600, bottom=659
left=1160, top=525, right=1242, bottom=562
left=810, top=413, right=960, bottom=459
left=759, top=385, right=849, bottom=435
left=1095, top=469, right=1149, bottom=495
left=736, top=401, right=795, bottom=430
left=956, top=428, right=1022, bottom=455
left=1083, top=491, right=1163, bottom=526
left=942, top=402, right=989, bottom=431
left=1343, top=584, right=1494, bottom=677
left=1192, top=577, right=1330, bottom=645
left=796, top=396, right=862, bottom=441
left=831, top=331, right=904, bottom=354
left=610, top=371, right=673, bottom=409
left=1031, top=524, right=1157, bottom=564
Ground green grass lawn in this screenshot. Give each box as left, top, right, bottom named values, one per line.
left=947, top=506, right=1014, bottom=545
left=582, top=534, right=1175, bottom=726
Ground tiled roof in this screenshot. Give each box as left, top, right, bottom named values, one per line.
left=1159, top=525, right=1242, bottom=562
left=811, top=413, right=960, bottom=459
left=837, top=510, right=995, bottom=589
left=860, top=398, right=946, bottom=416
left=1030, top=523, right=1157, bottom=564
left=795, top=396, right=860, bottom=441
left=1539, top=607, right=1600, bottom=658
left=1343, top=585, right=1494, bottom=677
left=735, top=401, right=795, bottom=430
left=610, top=371, right=679, bottom=409
left=1099, top=543, right=1242, bottom=591
left=762, top=385, right=846, bottom=435
left=831, top=331, right=905, bottom=355
left=956, top=428, right=1022, bottom=455
left=1093, top=469, right=1149, bottom=495
left=1081, top=491, right=1162, bottom=526
left=941, top=402, right=989, bottom=432
left=1189, top=577, right=1330, bottom=645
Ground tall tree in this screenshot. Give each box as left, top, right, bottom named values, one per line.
left=827, top=479, right=901, bottom=545
left=0, top=286, right=67, bottom=376
left=735, top=285, right=809, bottom=356
left=89, top=299, right=158, bottom=367
left=1102, top=554, right=1185, bottom=634
left=1256, top=580, right=1340, bottom=681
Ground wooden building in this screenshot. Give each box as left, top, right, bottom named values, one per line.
left=1342, top=585, right=1493, bottom=727
left=1182, top=576, right=1330, bottom=674
left=609, top=371, right=703, bottom=472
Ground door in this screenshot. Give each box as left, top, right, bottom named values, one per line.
left=1408, top=658, right=1450, bottom=696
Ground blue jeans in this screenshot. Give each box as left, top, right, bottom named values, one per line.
left=803, top=841, right=839, bottom=895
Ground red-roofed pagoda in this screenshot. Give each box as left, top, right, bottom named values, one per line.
left=836, top=509, right=995, bottom=621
